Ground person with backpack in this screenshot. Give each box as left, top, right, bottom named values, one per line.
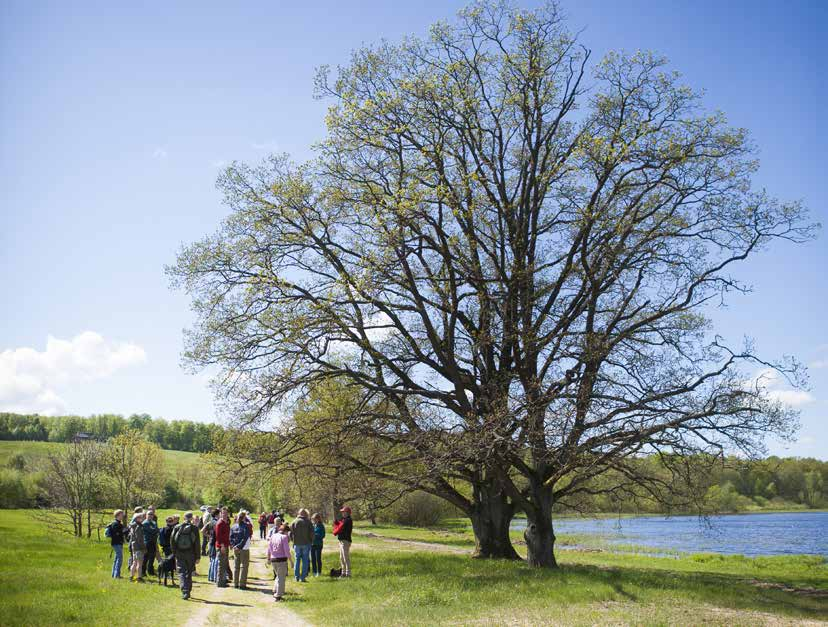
left=128, top=511, right=146, bottom=582
left=105, top=509, right=126, bottom=578
left=310, top=513, right=325, bottom=577
left=141, top=509, right=160, bottom=577
left=171, top=511, right=200, bottom=600
left=230, top=511, right=252, bottom=589
left=289, top=508, right=314, bottom=582
left=127, top=506, right=143, bottom=571
left=214, top=507, right=232, bottom=588
left=258, top=512, right=267, bottom=539
left=201, top=507, right=215, bottom=556
left=333, top=505, right=353, bottom=578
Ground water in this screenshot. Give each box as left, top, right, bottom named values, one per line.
left=511, top=511, right=828, bottom=557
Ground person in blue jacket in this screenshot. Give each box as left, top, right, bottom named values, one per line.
left=310, top=513, right=326, bottom=577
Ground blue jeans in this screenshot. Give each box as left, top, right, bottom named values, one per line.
left=310, top=544, right=323, bottom=575
left=294, top=544, right=310, bottom=581
left=112, top=544, right=123, bottom=578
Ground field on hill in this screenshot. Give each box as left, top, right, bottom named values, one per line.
left=0, top=439, right=200, bottom=474
left=0, top=509, right=825, bottom=626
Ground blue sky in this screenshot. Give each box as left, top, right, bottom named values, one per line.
left=1, top=1, right=825, bottom=458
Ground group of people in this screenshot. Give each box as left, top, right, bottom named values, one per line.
left=104, top=503, right=354, bottom=602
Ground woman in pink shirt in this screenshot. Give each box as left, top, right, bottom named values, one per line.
left=267, top=524, right=292, bottom=601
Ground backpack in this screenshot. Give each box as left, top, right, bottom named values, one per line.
left=174, top=523, right=195, bottom=551
left=105, top=523, right=112, bottom=538
left=230, top=524, right=247, bottom=548
left=332, top=519, right=344, bottom=536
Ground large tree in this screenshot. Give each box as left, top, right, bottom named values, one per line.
left=170, top=1, right=815, bottom=566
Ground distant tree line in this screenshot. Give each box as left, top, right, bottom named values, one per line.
left=0, top=412, right=222, bottom=453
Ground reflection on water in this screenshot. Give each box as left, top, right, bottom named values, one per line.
left=511, top=511, right=828, bottom=557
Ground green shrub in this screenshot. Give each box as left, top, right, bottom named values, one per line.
left=381, top=491, right=457, bottom=527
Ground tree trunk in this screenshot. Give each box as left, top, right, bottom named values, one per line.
left=469, top=482, right=520, bottom=560
left=523, top=482, right=558, bottom=568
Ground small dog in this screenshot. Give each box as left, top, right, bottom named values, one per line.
left=329, top=567, right=342, bottom=577
left=157, top=554, right=177, bottom=587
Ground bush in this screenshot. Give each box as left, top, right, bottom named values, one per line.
left=381, top=492, right=457, bottom=527
left=0, top=468, right=47, bottom=507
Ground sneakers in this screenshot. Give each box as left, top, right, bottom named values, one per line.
left=273, top=595, right=282, bottom=602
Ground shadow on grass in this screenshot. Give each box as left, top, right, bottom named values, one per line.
left=189, top=598, right=251, bottom=607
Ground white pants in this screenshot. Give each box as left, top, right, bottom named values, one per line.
left=339, top=540, right=351, bottom=575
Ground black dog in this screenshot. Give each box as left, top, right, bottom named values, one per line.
left=157, top=554, right=177, bottom=587
left=330, top=567, right=342, bottom=578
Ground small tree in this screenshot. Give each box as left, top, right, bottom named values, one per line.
left=104, top=430, right=166, bottom=511
left=45, top=440, right=104, bottom=537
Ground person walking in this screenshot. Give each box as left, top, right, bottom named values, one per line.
left=333, top=505, right=353, bottom=578
left=171, top=511, right=200, bottom=600
left=141, top=509, right=159, bottom=577
left=214, top=507, right=231, bottom=587
left=230, top=511, right=252, bottom=589
left=267, top=523, right=292, bottom=602
left=310, top=513, right=325, bottom=577
left=258, top=512, right=267, bottom=539
left=105, top=509, right=126, bottom=579
left=128, top=511, right=146, bottom=582
left=289, top=508, right=313, bottom=582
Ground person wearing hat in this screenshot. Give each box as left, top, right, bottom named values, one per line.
left=171, top=511, right=201, bottom=600
left=333, top=506, right=353, bottom=578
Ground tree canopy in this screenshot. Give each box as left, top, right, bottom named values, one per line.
left=170, top=1, right=816, bottom=566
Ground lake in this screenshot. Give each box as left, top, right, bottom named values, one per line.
left=511, top=511, right=828, bottom=557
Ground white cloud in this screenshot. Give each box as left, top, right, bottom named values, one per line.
left=0, top=332, right=146, bottom=415
left=748, top=368, right=815, bottom=408
left=152, top=147, right=169, bottom=159
left=251, top=140, right=280, bottom=152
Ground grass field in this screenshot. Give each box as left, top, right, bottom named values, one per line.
left=0, top=440, right=200, bottom=474
left=0, top=509, right=825, bottom=626
left=0, top=509, right=192, bottom=626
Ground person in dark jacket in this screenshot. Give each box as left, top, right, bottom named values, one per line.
left=230, top=511, right=252, bottom=589
left=106, top=509, right=126, bottom=578
left=141, top=509, right=160, bottom=576
left=310, top=513, right=325, bottom=577
left=158, top=516, right=176, bottom=557
left=333, top=506, right=353, bottom=578
left=290, top=509, right=314, bottom=582
left=172, top=511, right=201, bottom=600
left=128, top=511, right=147, bottom=582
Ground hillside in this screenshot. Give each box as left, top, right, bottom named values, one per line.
left=0, top=440, right=201, bottom=474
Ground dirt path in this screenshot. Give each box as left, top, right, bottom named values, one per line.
left=181, top=537, right=311, bottom=627
left=356, top=531, right=471, bottom=554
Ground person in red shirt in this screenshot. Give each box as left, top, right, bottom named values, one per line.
left=214, top=507, right=231, bottom=588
